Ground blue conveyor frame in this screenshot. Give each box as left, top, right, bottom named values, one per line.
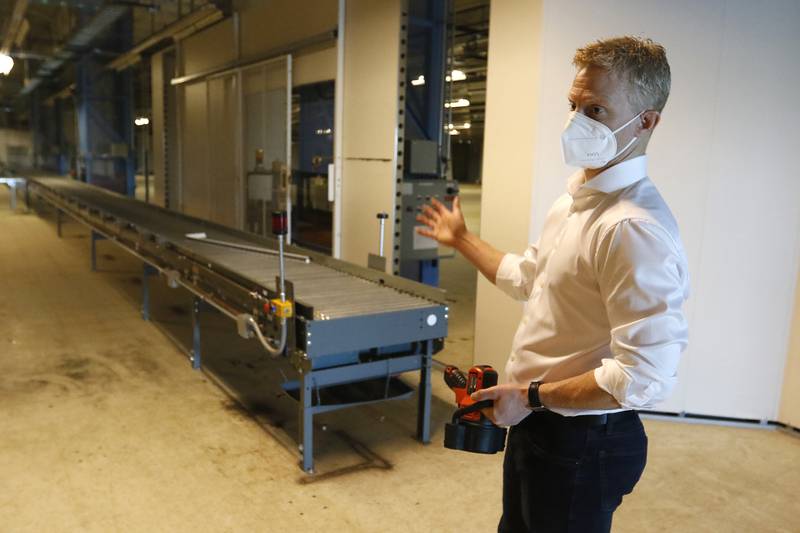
left=24, top=176, right=448, bottom=474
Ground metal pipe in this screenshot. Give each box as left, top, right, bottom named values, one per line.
left=184, top=232, right=311, bottom=262
left=246, top=315, right=287, bottom=358
left=278, top=233, right=286, bottom=300
left=377, top=212, right=388, bottom=257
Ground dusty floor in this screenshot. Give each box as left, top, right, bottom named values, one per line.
left=1, top=185, right=799, bottom=532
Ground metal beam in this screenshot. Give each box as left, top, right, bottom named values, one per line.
left=1, top=0, right=29, bottom=54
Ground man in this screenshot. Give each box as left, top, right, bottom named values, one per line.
left=417, top=36, right=689, bottom=532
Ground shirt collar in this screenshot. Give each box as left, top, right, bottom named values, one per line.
left=567, top=155, right=648, bottom=197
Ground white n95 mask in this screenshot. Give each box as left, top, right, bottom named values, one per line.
left=560, top=111, right=643, bottom=169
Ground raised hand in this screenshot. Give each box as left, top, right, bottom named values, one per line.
left=415, top=196, right=467, bottom=248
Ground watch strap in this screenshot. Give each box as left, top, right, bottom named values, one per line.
left=528, top=381, right=547, bottom=411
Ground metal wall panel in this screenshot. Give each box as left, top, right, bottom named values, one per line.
left=180, top=18, right=236, bottom=75
left=180, top=82, right=210, bottom=218
left=207, top=75, right=239, bottom=228
left=238, top=0, right=337, bottom=61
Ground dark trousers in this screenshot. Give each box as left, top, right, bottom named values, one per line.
left=499, top=410, right=647, bottom=533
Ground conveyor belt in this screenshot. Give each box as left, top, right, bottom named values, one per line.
left=31, top=177, right=440, bottom=320
left=25, top=175, right=446, bottom=474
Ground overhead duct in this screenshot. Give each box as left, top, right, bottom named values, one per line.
left=19, top=3, right=130, bottom=96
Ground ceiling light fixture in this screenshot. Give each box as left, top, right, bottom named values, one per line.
left=411, top=75, right=425, bottom=86
left=0, top=54, right=14, bottom=76
left=134, top=117, right=150, bottom=126
left=444, top=98, right=470, bottom=109
left=445, top=70, right=466, bottom=82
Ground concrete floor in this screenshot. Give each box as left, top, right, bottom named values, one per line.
left=1, top=185, right=799, bottom=532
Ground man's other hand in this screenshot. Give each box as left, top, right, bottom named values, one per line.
left=471, top=384, right=531, bottom=427
left=415, top=197, right=467, bottom=248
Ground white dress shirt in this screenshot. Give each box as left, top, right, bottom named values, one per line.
left=495, top=155, right=689, bottom=417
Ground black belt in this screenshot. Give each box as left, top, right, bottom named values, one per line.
left=522, top=409, right=639, bottom=428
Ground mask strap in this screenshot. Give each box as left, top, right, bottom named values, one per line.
left=611, top=111, right=644, bottom=135
left=615, top=135, right=639, bottom=157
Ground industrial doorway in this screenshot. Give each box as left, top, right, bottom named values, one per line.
left=290, top=80, right=335, bottom=254
left=241, top=55, right=292, bottom=239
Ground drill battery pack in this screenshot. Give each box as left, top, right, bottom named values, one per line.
left=442, top=365, right=507, bottom=454
left=444, top=416, right=507, bottom=454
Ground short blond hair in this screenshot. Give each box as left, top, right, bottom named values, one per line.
left=573, top=36, right=671, bottom=112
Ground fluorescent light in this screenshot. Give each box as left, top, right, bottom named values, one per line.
left=444, top=98, right=470, bottom=109
left=447, top=122, right=471, bottom=131
left=134, top=117, right=150, bottom=126
left=445, top=69, right=466, bottom=82
left=411, top=75, right=425, bottom=86
left=448, top=129, right=460, bottom=135
left=315, top=128, right=332, bottom=135
left=0, top=54, right=14, bottom=76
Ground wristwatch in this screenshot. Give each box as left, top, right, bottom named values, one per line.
left=527, top=381, right=548, bottom=412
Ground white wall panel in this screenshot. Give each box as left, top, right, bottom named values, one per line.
left=339, top=0, right=401, bottom=269
left=477, top=0, right=800, bottom=420
left=780, top=268, right=800, bottom=427
left=682, top=0, right=800, bottom=419
left=474, top=0, right=543, bottom=376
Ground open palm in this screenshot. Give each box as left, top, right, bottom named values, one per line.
left=415, top=197, right=467, bottom=248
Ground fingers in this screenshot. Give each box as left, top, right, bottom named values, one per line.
left=480, top=407, right=497, bottom=424
left=415, top=214, right=435, bottom=229
left=471, top=385, right=499, bottom=401
left=453, top=196, right=461, bottom=213
left=430, top=197, right=449, bottom=215
left=415, top=227, right=435, bottom=239
left=421, top=204, right=440, bottom=222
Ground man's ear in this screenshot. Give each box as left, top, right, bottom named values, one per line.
left=641, top=110, right=661, bottom=133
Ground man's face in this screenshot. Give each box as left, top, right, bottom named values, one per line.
left=567, top=65, right=640, bottom=147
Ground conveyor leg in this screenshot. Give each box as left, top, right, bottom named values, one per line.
left=57, top=210, right=63, bottom=238
left=90, top=231, right=102, bottom=271
left=299, top=373, right=315, bottom=474
left=417, top=340, right=432, bottom=443
left=141, top=264, right=157, bottom=321
left=9, top=183, right=16, bottom=211
left=191, top=297, right=202, bottom=370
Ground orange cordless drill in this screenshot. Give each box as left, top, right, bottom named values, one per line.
left=443, top=365, right=508, bottom=454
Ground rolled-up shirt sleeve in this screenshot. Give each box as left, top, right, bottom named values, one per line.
left=494, top=243, right=539, bottom=302
left=593, top=219, right=689, bottom=409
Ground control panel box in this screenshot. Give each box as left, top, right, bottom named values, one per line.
left=399, top=179, right=459, bottom=261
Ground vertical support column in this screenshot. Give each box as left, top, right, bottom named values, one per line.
left=191, top=297, right=202, bottom=370
left=299, top=372, right=315, bottom=474
left=91, top=231, right=99, bottom=271
left=9, top=182, right=17, bottom=211
left=57, top=210, right=63, bottom=238
left=417, top=339, right=432, bottom=443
